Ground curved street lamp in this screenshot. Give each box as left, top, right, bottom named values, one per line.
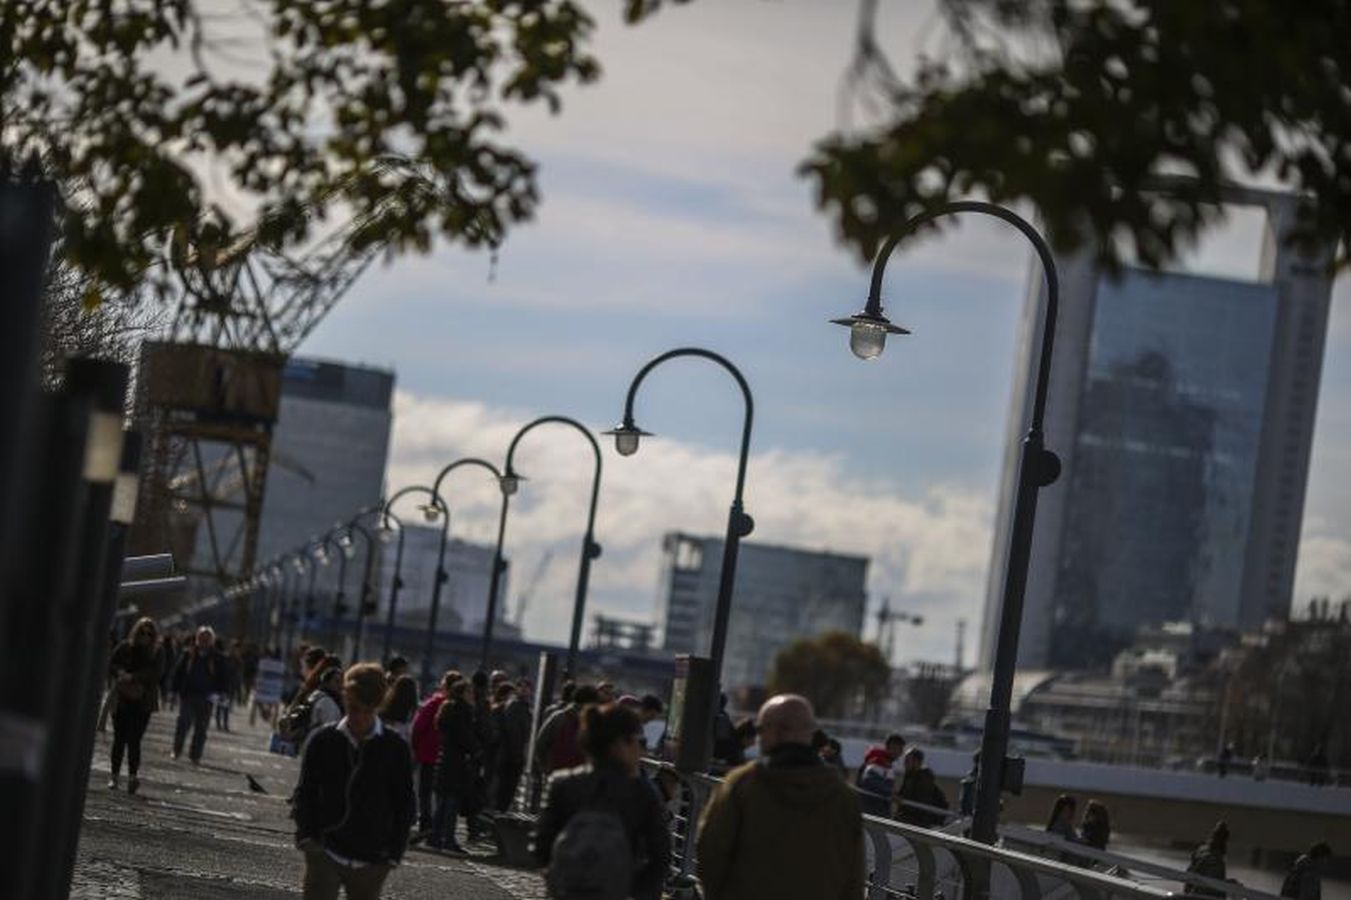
left=605, top=347, right=755, bottom=711
left=317, top=526, right=349, bottom=651
left=427, top=458, right=516, bottom=682
left=831, top=200, right=1062, bottom=845
left=504, top=416, right=604, bottom=680
left=381, top=485, right=448, bottom=670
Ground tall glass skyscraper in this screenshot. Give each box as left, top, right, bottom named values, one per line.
left=981, top=186, right=1335, bottom=671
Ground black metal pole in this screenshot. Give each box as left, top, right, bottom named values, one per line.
left=503, top=416, right=604, bottom=680
left=381, top=511, right=407, bottom=666
left=330, top=537, right=349, bottom=654
left=851, top=201, right=1061, bottom=847
left=30, top=358, right=130, bottom=900
left=611, top=348, right=754, bottom=688
left=349, top=520, right=376, bottom=660
left=480, top=493, right=511, bottom=671
left=47, top=430, right=141, bottom=900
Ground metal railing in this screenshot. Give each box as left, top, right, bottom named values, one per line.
left=640, top=760, right=1173, bottom=900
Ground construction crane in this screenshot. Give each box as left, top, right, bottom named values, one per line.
left=512, top=550, right=554, bottom=629
left=875, top=596, right=923, bottom=665
left=129, top=205, right=395, bottom=632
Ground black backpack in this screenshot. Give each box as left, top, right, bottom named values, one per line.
left=278, top=693, right=317, bottom=745
left=546, top=781, right=633, bottom=900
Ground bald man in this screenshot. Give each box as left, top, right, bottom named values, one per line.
left=696, top=694, right=864, bottom=900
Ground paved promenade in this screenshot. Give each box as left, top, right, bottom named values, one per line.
left=74, top=708, right=547, bottom=899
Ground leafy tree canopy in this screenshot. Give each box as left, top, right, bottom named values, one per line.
left=768, top=630, right=891, bottom=720
left=2, top=0, right=602, bottom=296
left=802, top=0, right=1351, bottom=270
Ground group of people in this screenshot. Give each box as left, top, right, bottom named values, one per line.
left=278, top=651, right=866, bottom=900
left=1044, top=793, right=1112, bottom=850
left=853, top=732, right=951, bottom=827
left=103, top=620, right=270, bottom=791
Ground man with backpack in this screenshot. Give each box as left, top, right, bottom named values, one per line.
left=697, top=694, right=864, bottom=900
left=292, top=662, right=414, bottom=900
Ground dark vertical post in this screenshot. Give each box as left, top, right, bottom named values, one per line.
left=29, top=358, right=130, bottom=900
left=47, top=430, right=141, bottom=900
left=480, top=495, right=511, bottom=670
left=0, top=178, right=56, bottom=605
left=352, top=526, right=376, bottom=660
left=382, top=521, right=406, bottom=665
left=420, top=515, right=452, bottom=689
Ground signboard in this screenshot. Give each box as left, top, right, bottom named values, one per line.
left=254, top=658, right=286, bottom=706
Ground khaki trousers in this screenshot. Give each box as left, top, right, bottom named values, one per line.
left=302, top=850, right=391, bottom=900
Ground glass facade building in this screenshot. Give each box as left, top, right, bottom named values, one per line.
left=981, top=187, right=1335, bottom=672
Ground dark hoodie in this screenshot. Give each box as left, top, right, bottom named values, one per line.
left=697, top=743, right=864, bottom=900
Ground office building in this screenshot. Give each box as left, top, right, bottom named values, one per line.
left=659, top=532, right=869, bottom=693
left=981, top=186, right=1335, bottom=671
left=252, top=357, right=395, bottom=572
left=375, top=522, right=513, bottom=637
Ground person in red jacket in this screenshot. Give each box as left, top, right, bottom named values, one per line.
left=410, top=671, right=460, bottom=839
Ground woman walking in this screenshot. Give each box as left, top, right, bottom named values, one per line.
left=108, top=617, right=164, bottom=794
left=431, top=679, right=479, bottom=853
left=380, top=674, right=419, bottom=744
left=533, top=702, right=671, bottom=900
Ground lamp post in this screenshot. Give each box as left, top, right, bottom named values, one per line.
left=426, top=458, right=516, bottom=682
left=606, top=348, right=755, bottom=714
left=830, top=200, right=1061, bottom=846
left=343, top=515, right=378, bottom=661
left=319, top=527, right=348, bottom=651
left=504, top=416, right=604, bottom=680
left=381, top=485, right=447, bottom=669
left=283, top=549, right=311, bottom=659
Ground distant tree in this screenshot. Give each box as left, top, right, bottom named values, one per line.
left=768, top=631, right=891, bottom=720
left=2, top=1, right=605, bottom=298
left=1218, top=610, right=1351, bottom=769
left=802, top=1, right=1351, bottom=271
left=38, top=263, right=162, bottom=390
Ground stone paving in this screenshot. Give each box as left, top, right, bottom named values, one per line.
left=73, top=705, right=548, bottom=899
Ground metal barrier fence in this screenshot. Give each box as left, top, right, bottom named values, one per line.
left=640, top=759, right=1293, bottom=900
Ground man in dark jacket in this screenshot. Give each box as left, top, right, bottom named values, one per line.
left=894, top=747, right=948, bottom=828
left=293, top=662, right=414, bottom=900
left=171, top=626, right=226, bottom=763
left=697, top=694, right=864, bottom=900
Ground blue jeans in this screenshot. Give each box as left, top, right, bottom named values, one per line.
left=174, top=695, right=212, bottom=761
left=431, top=791, right=459, bottom=849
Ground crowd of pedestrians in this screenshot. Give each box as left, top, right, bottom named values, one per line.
left=96, top=631, right=1340, bottom=900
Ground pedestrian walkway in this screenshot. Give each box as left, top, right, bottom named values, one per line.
left=74, top=706, right=547, bottom=899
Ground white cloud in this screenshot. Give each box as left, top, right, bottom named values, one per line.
left=386, top=389, right=993, bottom=664
left=1292, top=518, right=1351, bottom=604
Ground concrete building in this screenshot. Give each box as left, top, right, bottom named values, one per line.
left=253, top=358, right=394, bottom=571
left=374, top=522, right=513, bottom=637
left=981, top=186, right=1336, bottom=671
left=658, top=532, right=869, bottom=693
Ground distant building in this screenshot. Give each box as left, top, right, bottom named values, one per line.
left=375, top=522, right=513, bottom=637
left=981, top=185, right=1336, bottom=671
left=253, top=358, right=394, bottom=567
left=658, top=532, right=869, bottom=693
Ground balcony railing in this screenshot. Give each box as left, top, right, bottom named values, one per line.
left=640, top=760, right=1285, bottom=900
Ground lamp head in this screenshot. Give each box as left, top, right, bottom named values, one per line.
left=499, top=473, right=522, bottom=496
left=830, top=309, right=910, bottom=361
left=418, top=502, right=441, bottom=524
left=603, top=422, right=652, bottom=457
left=377, top=521, right=396, bottom=543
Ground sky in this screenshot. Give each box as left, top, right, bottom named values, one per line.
left=290, top=2, right=1351, bottom=665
